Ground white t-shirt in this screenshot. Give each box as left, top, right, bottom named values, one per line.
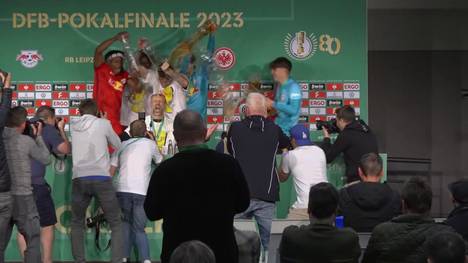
left=111, top=137, right=163, bottom=195
left=282, top=145, right=328, bottom=209
left=163, top=81, right=186, bottom=122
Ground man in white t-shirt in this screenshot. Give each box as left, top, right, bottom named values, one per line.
left=279, top=124, right=327, bottom=219
left=110, top=120, right=163, bottom=263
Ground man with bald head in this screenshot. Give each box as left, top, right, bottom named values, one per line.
left=144, top=110, right=250, bottom=263
left=227, top=93, right=290, bottom=255
left=110, top=119, right=162, bottom=263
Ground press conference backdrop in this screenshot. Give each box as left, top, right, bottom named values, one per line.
left=0, top=0, right=367, bottom=260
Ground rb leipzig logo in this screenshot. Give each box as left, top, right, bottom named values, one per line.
left=16, top=50, right=43, bottom=68
left=214, top=47, right=236, bottom=70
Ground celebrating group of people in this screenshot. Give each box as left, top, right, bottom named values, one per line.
left=0, top=26, right=467, bottom=263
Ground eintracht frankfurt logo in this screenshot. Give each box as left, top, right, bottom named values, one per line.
left=284, top=31, right=317, bottom=61
left=214, top=47, right=236, bottom=70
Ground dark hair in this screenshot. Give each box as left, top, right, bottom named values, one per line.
left=104, top=50, right=125, bottom=61
left=35, top=106, right=55, bottom=120
left=269, top=57, right=292, bottom=72
left=402, top=177, right=432, bottom=214
left=336, top=105, right=356, bottom=122
left=308, top=182, right=339, bottom=219
left=427, top=232, right=466, bottom=263
left=170, top=240, right=215, bottom=263
left=6, top=106, right=27, bottom=128
left=138, top=51, right=153, bottom=67
left=360, top=153, right=383, bottom=176
left=130, top=120, right=147, bottom=137
left=79, top=99, right=98, bottom=116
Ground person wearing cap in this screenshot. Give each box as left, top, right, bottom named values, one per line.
left=279, top=124, right=327, bottom=219
left=446, top=179, right=468, bottom=241
left=93, top=32, right=130, bottom=136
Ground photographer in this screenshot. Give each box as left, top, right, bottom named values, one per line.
left=321, top=106, right=378, bottom=184
left=0, top=70, right=12, bottom=263
left=4, top=106, right=51, bottom=263
left=17, top=106, right=70, bottom=263
left=70, top=99, right=122, bottom=263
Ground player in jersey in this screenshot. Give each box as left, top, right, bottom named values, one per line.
left=93, top=32, right=129, bottom=136
left=266, top=57, right=302, bottom=136
left=168, top=20, right=216, bottom=120
left=135, top=44, right=163, bottom=116
left=156, top=62, right=187, bottom=122
left=120, top=75, right=152, bottom=128
left=182, top=33, right=215, bottom=120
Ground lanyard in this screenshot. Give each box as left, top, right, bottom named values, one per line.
left=152, top=118, right=165, bottom=142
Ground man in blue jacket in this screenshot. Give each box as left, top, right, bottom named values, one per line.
left=266, top=57, right=302, bottom=136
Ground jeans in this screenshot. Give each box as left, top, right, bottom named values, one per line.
left=11, top=194, right=41, bottom=263
left=71, top=179, right=123, bottom=263
left=0, top=192, right=12, bottom=263
left=117, top=192, right=150, bottom=262
left=235, top=199, right=275, bottom=251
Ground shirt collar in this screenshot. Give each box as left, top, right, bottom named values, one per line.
left=280, top=77, right=292, bottom=86
left=178, top=143, right=209, bottom=152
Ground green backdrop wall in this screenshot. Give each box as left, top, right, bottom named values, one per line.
left=1, top=0, right=367, bottom=260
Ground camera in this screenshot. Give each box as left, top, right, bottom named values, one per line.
left=23, top=118, right=45, bottom=137
left=86, top=213, right=106, bottom=228
left=316, top=119, right=340, bottom=134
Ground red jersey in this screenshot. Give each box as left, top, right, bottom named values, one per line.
left=93, top=63, right=128, bottom=136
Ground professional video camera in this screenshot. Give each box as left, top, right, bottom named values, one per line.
left=316, top=119, right=340, bottom=134
left=317, top=118, right=370, bottom=134
left=23, top=116, right=63, bottom=137
left=23, top=117, right=45, bottom=137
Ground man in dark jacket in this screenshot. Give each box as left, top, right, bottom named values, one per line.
left=362, top=177, right=456, bottom=263
left=339, top=153, right=400, bottom=232
left=0, top=70, right=12, bottom=263
left=446, top=179, right=468, bottom=241
left=144, top=110, right=250, bottom=263
left=280, top=182, right=361, bottom=263
left=321, top=105, right=378, bottom=184
left=227, top=93, right=290, bottom=253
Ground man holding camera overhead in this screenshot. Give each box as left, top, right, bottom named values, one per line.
left=321, top=105, right=378, bottom=185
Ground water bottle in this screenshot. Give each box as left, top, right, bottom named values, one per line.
left=121, top=36, right=139, bottom=73
left=168, top=140, right=174, bottom=157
